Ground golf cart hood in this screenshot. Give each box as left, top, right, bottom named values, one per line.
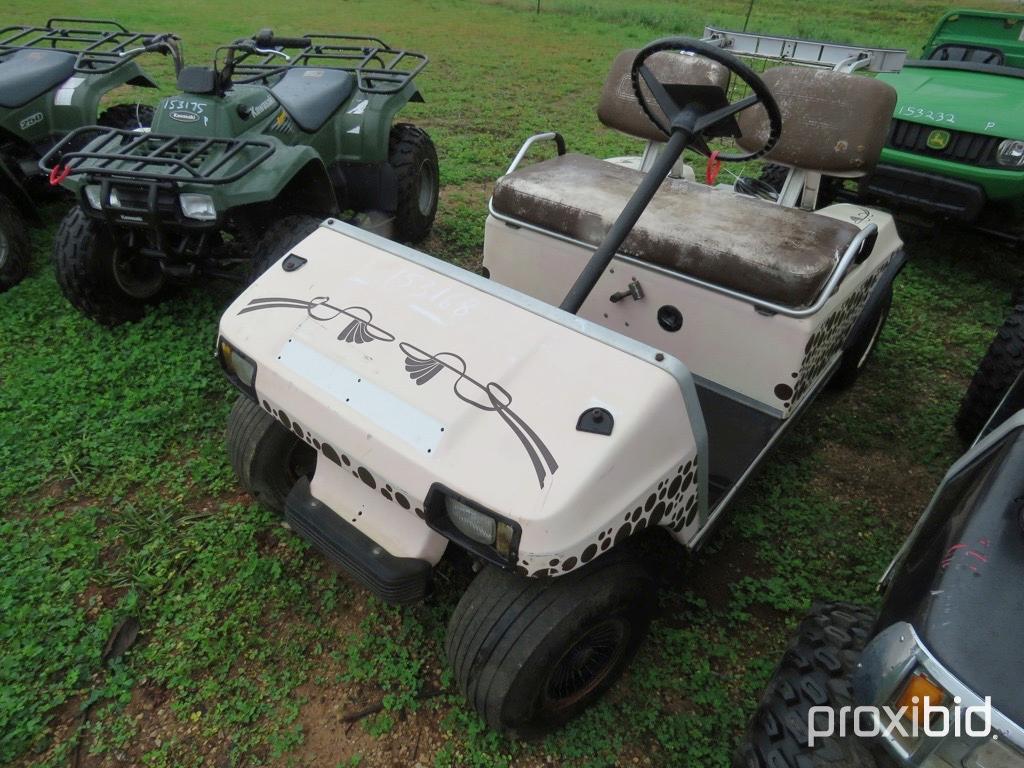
left=879, top=64, right=1024, bottom=138
left=219, top=221, right=706, bottom=574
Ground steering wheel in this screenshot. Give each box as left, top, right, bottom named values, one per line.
left=630, top=37, right=783, bottom=163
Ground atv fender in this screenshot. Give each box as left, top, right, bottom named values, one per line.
left=213, top=146, right=338, bottom=215
left=337, top=80, right=425, bottom=164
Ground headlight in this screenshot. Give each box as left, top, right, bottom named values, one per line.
left=180, top=193, right=217, bottom=221
left=997, top=140, right=1024, bottom=168
left=217, top=336, right=257, bottom=392
left=84, top=184, right=121, bottom=209
left=963, top=739, right=1024, bottom=768
left=427, top=488, right=519, bottom=564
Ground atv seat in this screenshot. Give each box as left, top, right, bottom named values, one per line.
left=270, top=67, right=356, bottom=133
left=491, top=152, right=860, bottom=308
left=0, top=49, right=76, bottom=109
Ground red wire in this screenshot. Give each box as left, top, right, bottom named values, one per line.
left=705, top=151, right=722, bottom=185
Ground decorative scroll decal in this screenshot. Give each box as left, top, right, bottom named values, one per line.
left=400, top=343, right=559, bottom=488
left=239, top=296, right=395, bottom=344
left=239, top=295, right=558, bottom=487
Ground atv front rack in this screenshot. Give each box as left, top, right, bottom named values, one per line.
left=41, top=127, right=275, bottom=186
left=228, top=34, right=427, bottom=95
left=0, top=18, right=181, bottom=75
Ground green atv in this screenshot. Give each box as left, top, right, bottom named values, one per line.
left=42, top=29, right=439, bottom=326
left=0, top=18, right=180, bottom=292
left=862, top=9, right=1024, bottom=238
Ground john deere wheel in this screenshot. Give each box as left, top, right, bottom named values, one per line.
left=0, top=194, right=31, bottom=292
left=389, top=123, right=438, bottom=243
left=54, top=207, right=166, bottom=325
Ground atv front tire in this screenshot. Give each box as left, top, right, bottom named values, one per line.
left=0, top=194, right=31, bottom=292
left=955, top=304, right=1024, bottom=443
left=389, top=123, right=438, bottom=243
left=54, top=207, right=166, bottom=325
left=249, top=215, right=322, bottom=280
left=734, top=602, right=886, bottom=768
left=227, top=395, right=317, bottom=515
left=98, top=103, right=155, bottom=130
left=446, top=553, right=656, bottom=737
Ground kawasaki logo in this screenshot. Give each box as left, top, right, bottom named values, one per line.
left=170, top=110, right=199, bottom=123
left=927, top=129, right=951, bottom=150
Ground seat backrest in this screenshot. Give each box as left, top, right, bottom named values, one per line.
left=736, top=66, right=897, bottom=178
left=597, top=49, right=730, bottom=142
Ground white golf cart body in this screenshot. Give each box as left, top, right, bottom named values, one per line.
left=218, top=38, right=905, bottom=601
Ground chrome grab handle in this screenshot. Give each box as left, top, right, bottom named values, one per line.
left=504, top=131, right=566, bottom=175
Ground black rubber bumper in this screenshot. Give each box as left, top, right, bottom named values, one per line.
left=284, top=478, right=433, bottom=604
left=863, top=164, right=986, bottom=222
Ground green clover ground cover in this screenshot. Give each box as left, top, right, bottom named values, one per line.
left=2, top=0, right=1022, bottom=765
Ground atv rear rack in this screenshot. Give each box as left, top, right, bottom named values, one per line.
left=229, top=34, right=428, bottom=95
left=41, top=127, right=275, bottom=186
left=702, top=27, right=906, bottom=73
left=0, top=18, right=181, bottom=75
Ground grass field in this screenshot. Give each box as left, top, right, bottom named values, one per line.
left=2, top=0, right=1023, bottom=766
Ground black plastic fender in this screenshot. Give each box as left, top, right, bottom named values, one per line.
left=841, top=247, right=907, bottom=355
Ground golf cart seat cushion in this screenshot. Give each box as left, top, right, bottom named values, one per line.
left=492, top=153, right=860, bottom=307
left=736, top=66, right=897, bottom=177
left=598, top=49, right=731, bottom=143
left=0, top=49, right=76, bottom=109
left=270, top=67, right=356, bottom=132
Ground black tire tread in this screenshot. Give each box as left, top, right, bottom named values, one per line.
left=735, top=602, right=883, bottom=768
left=249, top=214, right=322, bottom=280
left=0, top=194, right=31, bottom=292
left=955, top=304, right=1024, bottom=443
left=98, top=103, right=155, bottom=130
left=388, top=123, right=438, bottom=243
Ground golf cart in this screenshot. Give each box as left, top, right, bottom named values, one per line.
left=41, top=29, right=438, bottom=325
left=735, top=334, right=1024, bottom=768
left=0, top=18, right=180, bottom=292
left=217, top=38, right=904, bottom=734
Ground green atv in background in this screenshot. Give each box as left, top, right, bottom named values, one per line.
left=0, top=18, right=181, bottom=292
left=42, top=29, right=438, bottom=326
left=862, top=10, right=1024, bottom=238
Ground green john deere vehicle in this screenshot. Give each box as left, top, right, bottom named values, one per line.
left=0, top=18, right=180, bottom=292
left=862, top=10, right=1024, bottom=238
left=42, top=29, right=438, bottom=326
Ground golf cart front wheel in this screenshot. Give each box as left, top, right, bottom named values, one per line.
left=445, top=553, right=656, bottom=737
left=0, top=194, right=31, bottom=292
left=734, top=602, right=886, bottom=768
left=227, top=395, right=317, bottom=515
left=389, top=123, right=439, bottom=243
left=53, top=207, right=165, bottom=326
left=831, top=285, right=893, bottom=390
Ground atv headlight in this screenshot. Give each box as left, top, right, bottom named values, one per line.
left=85, top=184, right=121, bottom=209
left=217, top=336, right=257, bottom=393
left=997, top=140, right=1024, bottom=168
left=426, top=487, right=520, bottom=566
left=180, top=193, right=217, bottom=221
left=963, top=739, right=1024, bottom=768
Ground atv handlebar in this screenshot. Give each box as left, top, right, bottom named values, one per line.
left=254, top=29, right=311, bottom=49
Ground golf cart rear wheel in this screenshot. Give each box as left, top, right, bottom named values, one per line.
left=955, top=304, right=1024, bottom=443
left=734, top=602, right=887, bottom=768
left=98, top=103, right=155, bottom=130
left=830, top=285, right=893, bottom=390
left=445, top=552, right=655, bottom=737
left=389, top=123, right=438, bottom=243
left=54, top=207, right=165, bottom=326
left=0, top=194, right=31, bottom=292
left=227, top=395, right=317, bottom=515
left=249, top=214, right=322, bottom=281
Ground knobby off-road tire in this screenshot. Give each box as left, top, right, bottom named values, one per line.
left=54, top=207, right=167, bottom=325
left=389, top=123, right=438, bottom=243
left=445, top=552, right=656, bottom=737
left=955, top=304, right=1024, bottom=443
left=759, top=162, right=838, bottom=208
left=831, top=285, right=893, bottom=389
left=98, top=103, right=155, bottom=130
left=227, top=395, right=317, bottom=515
left=249, top=214, right=322, bottom=281
left=734, top=602, right=887, bottom=768
left=0, top=194, right=31, bottom=292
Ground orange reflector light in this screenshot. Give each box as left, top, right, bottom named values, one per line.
left=897, top=673, right=946, bottom=725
